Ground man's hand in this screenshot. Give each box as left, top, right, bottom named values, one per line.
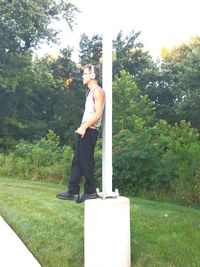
left=75, top=126, right=87, bottom=138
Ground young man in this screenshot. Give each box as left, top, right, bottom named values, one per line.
left=56, top=64, right=105, bottom=203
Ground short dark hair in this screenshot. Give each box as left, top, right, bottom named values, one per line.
left=83, top=64, right=100, bottom=79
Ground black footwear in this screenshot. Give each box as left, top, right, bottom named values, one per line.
left=76, top=193, right=98, bottom=203
left=56, top=191, right=79, bottom=201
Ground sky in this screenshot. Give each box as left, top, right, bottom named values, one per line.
left=36, top=0, right=200, bottom=60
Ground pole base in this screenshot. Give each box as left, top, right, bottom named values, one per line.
left=96, top=188, right=119, bottom=199
left=84, top=196, right=131, bottom=267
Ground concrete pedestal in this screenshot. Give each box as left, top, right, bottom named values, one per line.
left=84, top=196, right=131, bottom=267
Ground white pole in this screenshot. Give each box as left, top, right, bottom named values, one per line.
left=86, top=33, right=131, bottom=263
left=102, top=0, right=114, bottom=197
left=85, top=4, right=131, bottom=266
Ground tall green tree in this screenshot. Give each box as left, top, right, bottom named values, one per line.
left=0, top=0, right=78, bottom=91
left=160, top=37, right=200, bottom=130
left=0, top=0, right=78, bottom=150
left=0, top=48, right=85, bottom=149
left=141, top=37, right=200, bottom=130
left=49, top=48, right=85, bottom=145
left=113, top=70, right=156, bottom=134
left=113, top=31, right=155, bottom=77
left=0, top=0, right=78, bottom=52
left=79, top=34, right=102, bottom=66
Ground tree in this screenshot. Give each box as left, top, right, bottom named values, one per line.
left=0, top=0, right=79, bottom=150
left=49, top=48, right=85, bottom=145
left=159, top=37, right=200, bottom=130
left=113, top=30, right=155, bottom=78
left=133, top=37, right=200, bottom=131
left=79, top=34, right=102, bottom=66
left=0, top=49, right=85, bottom=149
left=0, top=0, right=78, bottom=52
left=0, top=0, right=78, bottom=91
left=113, top=70, right=156, bottom=134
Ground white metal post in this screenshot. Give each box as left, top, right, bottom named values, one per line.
left=99, top=0, right=118, bottom=198
left=85, top=4, right=131, bottom=266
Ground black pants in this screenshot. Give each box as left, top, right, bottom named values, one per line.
left=68, top=128, right=98, bottom=194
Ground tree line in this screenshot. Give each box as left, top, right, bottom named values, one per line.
left=1, top=0, right=200, bottom=204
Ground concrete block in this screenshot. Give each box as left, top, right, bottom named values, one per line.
left=84, top=196, right=131, bottom=267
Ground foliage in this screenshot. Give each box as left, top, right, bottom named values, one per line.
left=49, top=48, right=85, bottom=145
left=140, top=37, right=200, bottom=130
left=0, top=0, right=78, bottom=53
left=0, top=0, right=79, bottom=150
left=0, top=49, right=85, bottom=150
left=79, top=34, right=102, bottom=66
left=94, top=138, right=102, bottom=188
left=0, top=0, right=78, bottom=91
left=0, top=130, right=73, bottom=182
left=113, top=70, right=156, bottom=134
left=112, top=128, right=162, bottom=194
left=156, top=120, right=200, bottom=204
left=111, top=120, right=200, bottom=205
left=113, top=31, right=155, bottom=78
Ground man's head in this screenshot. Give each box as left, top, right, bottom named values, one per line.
left=82, top=64, right=100, bottom=85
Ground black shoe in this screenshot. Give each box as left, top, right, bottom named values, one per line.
left=76, top=193, right=98, bottom=203
left=56, top=191, right=79, bottom=201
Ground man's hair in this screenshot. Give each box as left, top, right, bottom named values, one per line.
left=83, top=64, right=100, bottom=79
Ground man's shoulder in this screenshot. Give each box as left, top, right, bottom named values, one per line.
left=94, top=86, right=104, bottom=94
left=94, top=86, right=104, bottom=97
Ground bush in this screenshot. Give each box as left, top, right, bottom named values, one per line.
left=112, top=129, right=162, bottom=195
left=1, top=122, right=200, bottom=205
left=111, top=120, right=200, bottom=204
left=0, top=130, right=73, bottom=183
left=94, top=139, right=103, bottom=189
left=155, top=120, right=200, bottom=204
left=172, top=143, right=200, bottom=204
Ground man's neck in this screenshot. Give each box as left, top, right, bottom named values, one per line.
left=88, top=81, right=98, bottom=91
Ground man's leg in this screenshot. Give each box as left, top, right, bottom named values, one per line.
left=68, top=136, right=83, bottom=194
left=77, top=128, right=98, bottom=203
left=56, top=136, right=82, bottom=200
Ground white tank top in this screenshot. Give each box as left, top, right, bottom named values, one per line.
left=81, top=87, right=104, bottom=128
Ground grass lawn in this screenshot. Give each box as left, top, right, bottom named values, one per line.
left=0, top=177, right=200, bottom=267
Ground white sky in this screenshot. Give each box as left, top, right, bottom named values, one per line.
left=37, top=0, right=200, bottom=60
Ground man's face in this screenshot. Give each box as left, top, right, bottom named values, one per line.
left=82, top=68, right=91, bottom=85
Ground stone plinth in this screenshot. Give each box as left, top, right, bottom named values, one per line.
left=84, top=196, right=131, bottom=267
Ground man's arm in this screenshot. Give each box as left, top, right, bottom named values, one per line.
left=75, top=88, right=105, bottom=137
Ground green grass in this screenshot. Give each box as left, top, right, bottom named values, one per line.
left=0, top=177, right=200, bottom=267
